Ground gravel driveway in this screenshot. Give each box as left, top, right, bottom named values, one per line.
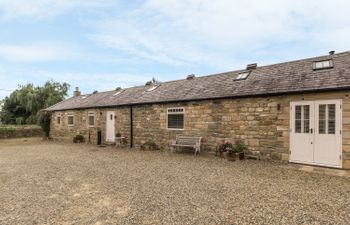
left=0, top=138, right=349, bottom=225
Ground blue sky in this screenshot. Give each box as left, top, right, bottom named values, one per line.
left=0, top=0, right=350, bottom=100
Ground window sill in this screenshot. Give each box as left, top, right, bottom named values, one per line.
left=167, top=128, right=184, bottom=131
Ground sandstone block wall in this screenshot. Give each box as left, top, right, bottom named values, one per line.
left=50, top=90, right=350, bottom=169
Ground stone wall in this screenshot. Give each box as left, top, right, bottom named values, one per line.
left=50, top=90, right=350, bottom=169
left=0, top=125, right=43, bottom=139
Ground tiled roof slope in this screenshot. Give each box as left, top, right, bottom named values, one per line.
left=46, top=51, right=350, bottom=111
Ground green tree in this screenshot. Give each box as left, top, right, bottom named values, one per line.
left=0, top=81, right=69, bottom=124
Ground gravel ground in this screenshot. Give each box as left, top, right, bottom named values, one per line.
left=0, top=138, right=349, bottom=225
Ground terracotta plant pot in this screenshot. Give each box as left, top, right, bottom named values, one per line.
left=222, top=151, right=230, bottom=159
left=238, top=152, right=245, bottom=160
left=231, top=152, right=238, bottom=160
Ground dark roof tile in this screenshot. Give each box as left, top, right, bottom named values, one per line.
left=46, top=51, right=350, bottom=111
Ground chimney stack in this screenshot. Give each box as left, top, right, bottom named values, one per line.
left=246, top=63, right=257, bottom=70
left=186, top=74, right=195, bottom=80
left=329, top=50, right=335, bottom=55
left=73, top=87, right=81, bottom=97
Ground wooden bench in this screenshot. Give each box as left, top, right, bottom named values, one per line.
left=171, top=136, right=202, bottom=155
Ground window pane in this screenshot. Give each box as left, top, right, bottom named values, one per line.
left=303, top=105, right=310, bottom=133
left=328, top=104, right=335, bottom=120
left=319, top=105, right=326, bottom=134
left=328, top=104, right=336, bottom=134
left=295, top=106, right=301, bottom=119
left=168, top=114, right=184, bottom=129
left=295, top=106, right=302, bottom=133
left=89, top=116, right=94, bottom=126
left=68, top=116, right=74, bottom=125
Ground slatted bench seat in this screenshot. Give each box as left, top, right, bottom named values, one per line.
left=171, top=135, right=202, bottom=155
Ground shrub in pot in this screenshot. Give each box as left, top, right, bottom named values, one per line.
left=218, top=141, right=234, bottom=159
left=73, top=134, right=85, bottom=143
left=141, top=139, right=158, bottom=150
left=233, top=143, right=246, bottom=160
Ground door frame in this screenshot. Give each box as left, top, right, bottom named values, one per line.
left=289, top=100, right=342, bottom=168
left=106, top=111, right=116, bottom=142
left=289, top=101, right=315, bottom=165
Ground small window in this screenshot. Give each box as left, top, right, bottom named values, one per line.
left=234, top=71, right=250, bottom=81
left=319, top=104, right=336, bottom=134
left=67, top=113, right=74, bottom=126
left=113, top=90, right=124, bottom=96
left=313, top=60, right=333, bottom=70
left=145, top=85, right=160, bottom=92
left=57, top=114, right=61, bottom=125
left=295, top=105, right=310, bottom=134
left=167, top=108, right=184, bottom=129
left=88, top=112, right=95, bottom=127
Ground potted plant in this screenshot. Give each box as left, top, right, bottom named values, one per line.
left=141, top=139, right=158, bottom=151
left=233, top=143, right=246, bottom=160
left=219, top=140, right=234, bottom=159
left=73, top=134, right=85, bottom=143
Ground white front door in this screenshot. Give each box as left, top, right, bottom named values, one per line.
left=314, top=100, right=342, bottom=167
left=290, top=100, right=342, bottom=168
left=290, top=101, right=314, bottom=164
left=106, top=111, right=115, bottom=142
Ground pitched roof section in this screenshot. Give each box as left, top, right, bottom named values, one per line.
left=47, top=51, right=350, bottom=111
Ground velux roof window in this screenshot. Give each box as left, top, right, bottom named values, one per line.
left=234, top=71, right=250, bottom=81
left=313, top=60, right=333, bottom=70
left=145, top=85, right=160, bottom=92
left=113, top=90, right=124, bottom=96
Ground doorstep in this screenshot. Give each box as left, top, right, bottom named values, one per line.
left=285, top=163, right=350, bottom=178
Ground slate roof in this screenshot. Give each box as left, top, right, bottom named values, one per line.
left=46, top=51, right=350, bottom=111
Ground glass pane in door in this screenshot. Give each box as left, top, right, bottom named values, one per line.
left=303, top=105, right=310, bottom=133
left=295, top=106, right=302, bottom=133
left=319, top=104, right=326, bottom=134
left=328, top=104, right=336, bottom=134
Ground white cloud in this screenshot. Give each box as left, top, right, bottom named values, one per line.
left=0, top=0, right=115, bottom=20
left=33, top=71, right=150, bottom=92
left=0, top=66, right=153, bottom=100
left=0, top=42, right=81, bottom=62
left=89, top=0, right=350, bottom=69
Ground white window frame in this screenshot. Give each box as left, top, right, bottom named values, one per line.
left=113, top=90, right=124, bottom=96
left=87, top=112, right=95, bottom=127
left=167, top=107, right=185, bottom=130
left=313, top=60, right=333, bottom=70
left=145, top=84, right=160, bottom=92
left=67, top=113, right=74, bottom=127
left=234, top=71, right=250, bottom=81
left=56, top=113, right=62, bottom=125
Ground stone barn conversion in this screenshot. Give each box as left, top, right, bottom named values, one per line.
left=46, top=51, right=350, bottom=169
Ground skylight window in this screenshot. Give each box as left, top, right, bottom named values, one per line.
left=234, top=71, right=250, bottom=81
left=145, top=85, right=160, bottom=92
left=313, top=60, right=333, bottom=70
left=113, top=90, right=124, bottom=96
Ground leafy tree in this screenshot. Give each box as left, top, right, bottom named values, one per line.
left=37, top=111, right=52, bottom=138
left=0, top=81, right=69, bottom=124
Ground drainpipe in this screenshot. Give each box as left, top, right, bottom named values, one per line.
left=130, top=105, right=133, bottom=148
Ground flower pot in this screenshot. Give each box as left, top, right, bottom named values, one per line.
left=231, top=152, right=238, bottom=160
left=222, top=151, right=231, bottom=159
left=238, top=152, right=245, bottom=160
